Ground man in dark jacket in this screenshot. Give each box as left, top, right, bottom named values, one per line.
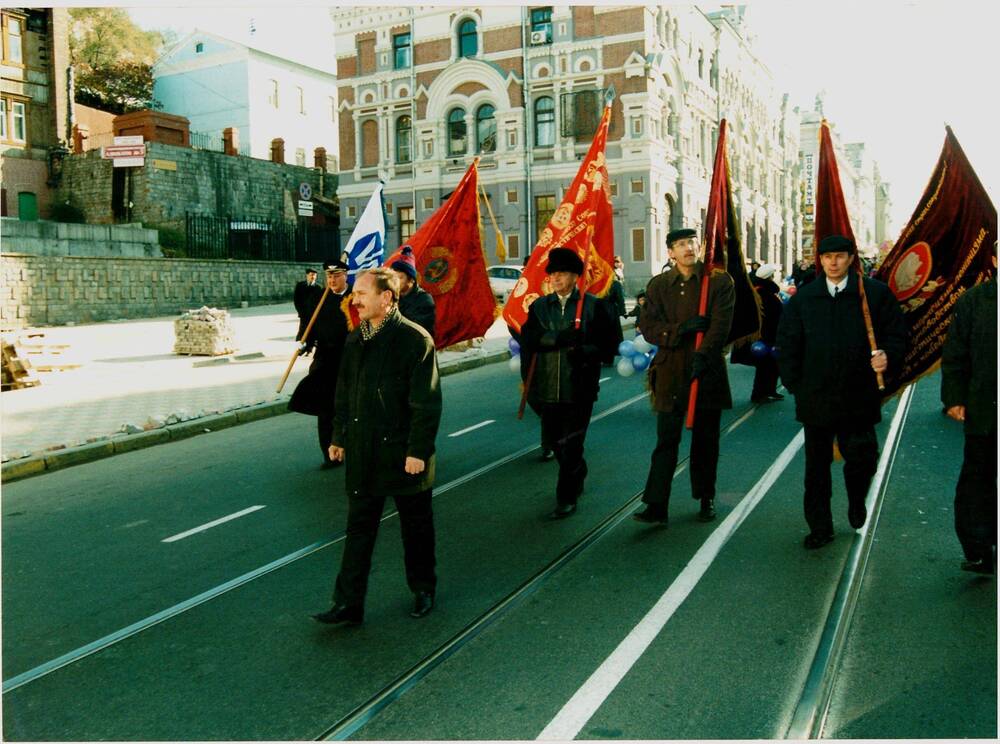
left=750, top=264, right=784, bottom=403
left=293, top=268, right=322, bottom=343
left=391, top=245, right=436, bottom=339
left=313, top=267, right=442, bottom=625
left=634, top=227, right=735, bottom=525
left=288, top=260, right=352, bottom=468
left=776, top=235, right=908, bottom=549
left=941, top=255, right=997, bottom=574
left=520, top=247, right=618, bottom=519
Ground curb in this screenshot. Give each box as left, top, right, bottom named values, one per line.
left=1, top=348, right=511, bottom=485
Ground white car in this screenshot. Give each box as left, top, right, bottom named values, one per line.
left=486, top=265, right=524, bottom=303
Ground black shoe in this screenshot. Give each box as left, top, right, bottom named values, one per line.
left=848, top=503, right=867, bottom=529
left=548, top=503, right=577, bottom=520
left=698, top=498, right=716, bottom=522
left=803, top=531, right=834, bottom=550
left=312, top=603, right=363, bottom=625
left=540, top=448, right=555, bottom=462
left=961, top=558, right=995, bottom=575
left=633, top=505, right=669, bottom=524
left=766, top=393, right=785, bottom=401
left=410, top=591, right=435, bottom=618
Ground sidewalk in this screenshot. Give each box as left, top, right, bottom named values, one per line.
left=1, top=302, right=513, bottom=480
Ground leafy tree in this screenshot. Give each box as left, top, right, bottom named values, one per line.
left=69, top=8, right=165, bottom=114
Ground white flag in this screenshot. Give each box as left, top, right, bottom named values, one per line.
left=342, top=182, right=386, bottom=284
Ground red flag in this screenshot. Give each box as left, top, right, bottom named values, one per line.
left=874, top=126, right=997, bottom=396
left=813, top=119, right=862, bottom=273
left=385, top=160, right=496, bottom=350
left=502, top=104, right=615, bottom=334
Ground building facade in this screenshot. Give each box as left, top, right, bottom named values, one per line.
left=153, top=30, right=339, bottom=169
left=0, top=7, right=71, bottom=220
left=332, top=4, right=803, bottom=291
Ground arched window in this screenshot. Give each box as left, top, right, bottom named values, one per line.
left=476, top=104, right=496, bottom=153
left=458, top=18, right=478, bottom=58
left=395, top=115, right=412, bottom=164
left=447, top=108, right=467, bottom=156
left=534, top=96, right=555, bottom=148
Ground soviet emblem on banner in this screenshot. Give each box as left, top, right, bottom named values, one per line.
left=888, top=241, right=940, bottom=310
left=420, top=246, right=458, bottom=296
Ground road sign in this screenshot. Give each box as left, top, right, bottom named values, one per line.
left=113, top=135, right=144, bottom=146
left=299, top=182, right=313, bottom=200
left=112, top=157, right=144, bottom=168
left=102, top=144, right=146, bottom=159
left=297, top=200, right=314, bottom=216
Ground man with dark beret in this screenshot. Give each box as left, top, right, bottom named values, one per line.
left=776, top=234, right=907, bottom=549
left=520, top=247, right=619, bottom=519
left=634, top=227, right=735, bottom=526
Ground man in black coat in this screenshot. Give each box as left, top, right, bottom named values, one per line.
left=520, top=248, right=618, bottom=519
left=776, top=235, right=908, bottom=549
left=313, top=267, right=442, bottom=625
left=293, top=268, right=322, bottom=343
left=391, top=245, right=436, bottom=339
left=288, top=260, right=352, bottom=468
left=941, top=251, right=997, bottom=574
left=749, top=264, right=784, bottom=403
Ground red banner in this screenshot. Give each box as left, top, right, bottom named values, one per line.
left=501, top=104, right=615, bottom=334
left=813, top=119, right=861, bottom=273
left=385, top=160, right=497, bottom=349
left=874, top=127, right=996, bottom=396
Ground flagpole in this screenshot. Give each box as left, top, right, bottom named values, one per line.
left=276, top=285, right=330, bottom=393
left=857, top=273, right=885, bottom=390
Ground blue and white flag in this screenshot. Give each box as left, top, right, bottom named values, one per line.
left=342, top=182, right=387, bottom=285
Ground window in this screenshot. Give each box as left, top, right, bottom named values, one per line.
left=268, top=79, right=279, bottom=108
left=530, top=7, right=552, bottom=43
left=195, top=42, right=204, bottom=53
left=560, top=89, right=602, bottom=138
left=395, top=115, right=412, bottom=164
left=0, top=99, right=6, bottom=140
left=630, top=178, right=644, bottom=195
left=11, top=101, right=25, bottom=142
left=3, top=15, right=23, bottom=64
left=422, top=196, right=433, bottom=210
left=399, top=206, right=415, bottom=243
left=386, top=202, right=394, bottom=214
left=505, top=188, right=518, bottom=205
left=534, top=194, right=556, bottom=238
left=447, top=108, right=467, bottom=156
left=393, top=32, right=411, bottom=69
left=534, top=96, right=555, bottom=147
left=458, top=18, right=477, bottom=58
left=507, top=130, right=517, bottom=148
left=297, top=87, right=305, bottom=114
left=631, top=228, right=645, bottom=262
left=347, top=205, right=357, bottom=219
left=632, top=117, right=642, bottom=137
left=476, top=104, right=496, bottom=153
left=507, top=233, right=521, bottom=259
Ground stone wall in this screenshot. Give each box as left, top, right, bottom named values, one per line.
left=1, top=218, right=161, bottom=258
left=1, top=254, right=310, bottom=328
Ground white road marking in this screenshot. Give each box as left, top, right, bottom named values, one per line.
left=448, top=419, right=496, bottom=437
left=161, top=505, right=266, bottom=543
left=599, top=376, right=611, bottom=383
left=537, top=429, right=805, bottom=741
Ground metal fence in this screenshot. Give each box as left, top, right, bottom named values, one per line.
left=190, top=131, right=251, bottom=157
left=185, top=213, right=339, bottom=264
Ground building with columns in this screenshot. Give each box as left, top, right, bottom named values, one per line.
left=332, top=5, right=803, bottom=292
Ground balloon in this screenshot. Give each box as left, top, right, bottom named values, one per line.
left=616, top=357, right=636, bottom=377
left=508, top=338, right=520, bottom=355
left=751, top=341, right=770, bottom=358
left=786, top=285, right=797, bottom=296
left=508, top=355, right=521, bottom=373
left=618, top=340, right=636, bottom=357
left=631, top=353, right=650, bottom=371
left=633, top=336, right=653, bottom=354
left=770, top=345, right=781, bottom=359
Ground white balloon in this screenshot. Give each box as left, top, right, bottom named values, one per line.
left=508, top=355, right=521, bottom=373
left=633, top=336, right=653, bottom=354
left=616, top=357, right=636, bottom=377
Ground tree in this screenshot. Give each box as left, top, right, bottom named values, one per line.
left=69, top=8, right=165, bottom=114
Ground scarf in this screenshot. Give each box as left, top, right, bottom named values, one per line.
left=360, top=304, right=398, bottom=342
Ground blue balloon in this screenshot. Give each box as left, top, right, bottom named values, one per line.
left=631, top=353, right=651, bottom=371
left=618, top=340, right=636, bottom=357
left=751, top=341, right=770, bottom=358
left=770, top=345, right=780, bottom=359
left=508, top=338, right=521, bottom=355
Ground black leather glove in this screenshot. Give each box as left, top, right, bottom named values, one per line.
left=677, top=315, right=710, bottom=337
left=690, top=351, right=709, bottom=380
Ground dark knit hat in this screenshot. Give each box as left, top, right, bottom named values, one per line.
left=545, top=247, right=584, bottom=275
left=817, top=235, right=856, bottom=255
left=666, top=228, right=697, bottom=246
left=390, top=245, right=417, bottom=279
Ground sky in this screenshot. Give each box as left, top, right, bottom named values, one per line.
left=121, top=0, right=999, bottom=236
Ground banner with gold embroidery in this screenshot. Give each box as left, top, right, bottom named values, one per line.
left=384, top=159, right=497, bottom=350
left=501, top=104, right=615, bottom=334
left=874, top=126, right=996, bottom=397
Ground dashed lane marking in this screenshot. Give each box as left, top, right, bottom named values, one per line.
left=448, top=420, right=496, bottom=437
left=162, top=506, right=267, bottom=543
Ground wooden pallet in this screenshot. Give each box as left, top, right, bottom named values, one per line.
left=1, top=339, right=41, bottom=391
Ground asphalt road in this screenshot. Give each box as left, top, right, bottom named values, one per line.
left=2, top=360, right=995, bottom=740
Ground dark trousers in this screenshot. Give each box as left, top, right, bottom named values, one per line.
left=296, top=317, right=309, bottom=342
left=643, top=408, right=722, bottom=507
left=803, top=423, right=879, bottom=534
left=540, top=402, right=594, bottom=505
left=318, top=414, right=333, bottom=462
left=333, top=488, right=436, bottom=609
left=955, top=431, right=998, bottom=561
left=751, top=357, right=780, bottom=399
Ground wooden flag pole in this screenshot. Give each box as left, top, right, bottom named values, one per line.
left=276, top=285, right=330, bottom=393
left=857, top=272, right=885, bottom=390
left=479, top=181, right=507, bottom=264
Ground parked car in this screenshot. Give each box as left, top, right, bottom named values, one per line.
left=486, top=264, right=524, bottom=303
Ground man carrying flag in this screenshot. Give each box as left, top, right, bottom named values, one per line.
left=343, top=182, right=387, bottom=286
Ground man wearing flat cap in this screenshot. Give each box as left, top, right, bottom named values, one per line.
left=634, top=227, right=735, bottom=526
left=293, top=268, right=323, bottom=345
left=776, top=235, right=907, bottom=550
left=391, top=245, right=436, bottom=339
left=520, top=247, right=619, bottom=519
left=289, top=259, right=353, bottom=468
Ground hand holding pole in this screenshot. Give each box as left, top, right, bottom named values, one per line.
left=277, top=285, right=330, bottom=393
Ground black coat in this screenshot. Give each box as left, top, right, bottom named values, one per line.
left=399, top=285, right=436, bottom=339
left=288, top=290, right=351, bottom=417
left=776, top=270, right=908, bottom=427
left=332, top=310, right=442, bottom=497
left=731, top=280, right=782, bottom=367
left=293, top=280, right=322, bottom=319
left=941, top=278, right=997, bottom=436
